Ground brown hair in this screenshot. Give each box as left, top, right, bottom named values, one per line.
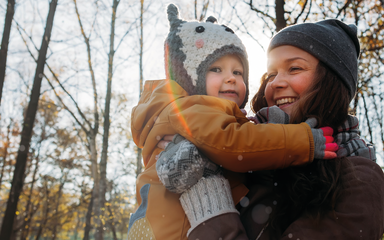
left=251, top=62, right=353, bottom=238
left=251, top=72, right=269, bottom=114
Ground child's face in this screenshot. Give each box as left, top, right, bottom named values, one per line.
left=205, top=55, right=246, bottom=107
left=265, top=45, right=319, bottom=116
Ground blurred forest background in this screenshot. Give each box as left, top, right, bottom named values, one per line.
left=0, top=0, right=383, bottom=239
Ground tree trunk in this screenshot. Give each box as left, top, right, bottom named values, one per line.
left=98, top=0, right=120, bottom=236
left=351, top=87, right=360, bottom=115
left=275, top=0, right=286, bottom=32
left=20, top=121, right=46, bottom=239
left=34, top=182, right=50, bottom=240
left=0, top=120, right=12, bottom=192
left=107, top=203, right=118, bottom=240
left=0, top=0, right=15, bottom=105
left=82, top=191, right=94, bottom=240
left=89, top=135, right=100, bottom=239
left=20, top=151, right=40, bottom=239
left=136, top=0, right=144, bottom=179
left=52, top=175, right=66, bottom=240
left=73, top=2, right=102, bottom=239
left=0, top=1, right=57, bottom=239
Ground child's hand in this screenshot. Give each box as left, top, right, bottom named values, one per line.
left=247, top=115, right=258, bottom=124
left=156, top=134, right=221, bottom=194
left=305, top=118, right=339, bottom=159
left=255, top=106, right=290, bottom=124
left=157, top=134, right=175, bottom=149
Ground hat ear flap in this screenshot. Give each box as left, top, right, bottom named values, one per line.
left=206, top=16, right=217, bottom=23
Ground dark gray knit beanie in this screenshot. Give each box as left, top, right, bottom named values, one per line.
left=165, top=4, right=249, bottom=108
left=268, top=19, right=360, bottom=98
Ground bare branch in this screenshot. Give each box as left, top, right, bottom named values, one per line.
left=371, top=89, right=384, bottom=145
left=115, top=18, right=139, bottom=52
left=45, top=77, right=89, bottom=135
left=293, top=0, right=308, bottom=24
left=15, top=19, right=93, bottom=132
left=303, top=0, right=312, bottom=22
left=73, top=0, right=99, bottom=133
left=361, top=92, right=373, bottom=142
left=336, top=0, right=352, bottom=19
left=246, top=0, right=275, bottom=22
left=231, top=3, right=265, bottom=51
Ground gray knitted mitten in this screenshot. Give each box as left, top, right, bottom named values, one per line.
left=156, top=134, right=221, bottom=194
left=251, top=106, right=290, bottom=124
left=306, top=118, right=338, bottom=159
left=179, top=175, right=238, bottom=236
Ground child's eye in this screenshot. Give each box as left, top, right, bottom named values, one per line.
left=234, top=70, right=243, bottom=76
left=209, top=67, right=221, bottom=73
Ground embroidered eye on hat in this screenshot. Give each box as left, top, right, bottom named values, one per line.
left=165, top=3, right=249, bottom=108
left=268, top=19, right=360, bottom=99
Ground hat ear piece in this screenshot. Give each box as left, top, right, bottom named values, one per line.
left=167, top=4, right=180, bottom=24
left=206, top=16, right=217, bottom=23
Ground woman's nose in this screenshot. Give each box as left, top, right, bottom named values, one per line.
left=270, top=74, right=288, bottom=89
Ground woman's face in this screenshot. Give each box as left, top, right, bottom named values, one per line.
left=265, top=45, right=319, bottom=116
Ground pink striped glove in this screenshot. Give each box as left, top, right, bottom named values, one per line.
left=306, top=118, right=339, bottom=159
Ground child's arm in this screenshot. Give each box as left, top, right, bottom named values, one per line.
left=167, top=97, right=336, bottom=172
left=156, top=107, right=290, bottom=194
left=157, top=106, right=337, bottom=194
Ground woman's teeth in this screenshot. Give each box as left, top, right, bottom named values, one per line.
left=276, top=97, right=297, bottom=106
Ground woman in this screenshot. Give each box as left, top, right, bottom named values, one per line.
left=175, top=19, right=384, bottom=239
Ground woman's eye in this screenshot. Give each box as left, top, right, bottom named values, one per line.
left=290, top=67, right=302, bottom=72
left=210, top=67, right=221, bottom=73
left=266, top=74, right=276, bottom=81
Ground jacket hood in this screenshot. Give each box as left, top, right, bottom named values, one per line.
left=131, top=80, right=188, bottom=148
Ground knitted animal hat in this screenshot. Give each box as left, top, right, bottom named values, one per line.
left=165, top=4, right=249, bottom=108
left=268, top=19, right=360, bottom=99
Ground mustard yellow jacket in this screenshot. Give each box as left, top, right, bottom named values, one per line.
left=128, top=79, right=315, bottom=240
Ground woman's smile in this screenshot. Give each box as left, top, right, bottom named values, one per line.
left=276, top=97, right=298, bottom=107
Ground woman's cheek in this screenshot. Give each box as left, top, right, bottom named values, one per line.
left=264, top=83, right=275, bottom=107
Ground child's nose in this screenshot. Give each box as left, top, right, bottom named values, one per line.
left=224, top=73, right=236, bottom=84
